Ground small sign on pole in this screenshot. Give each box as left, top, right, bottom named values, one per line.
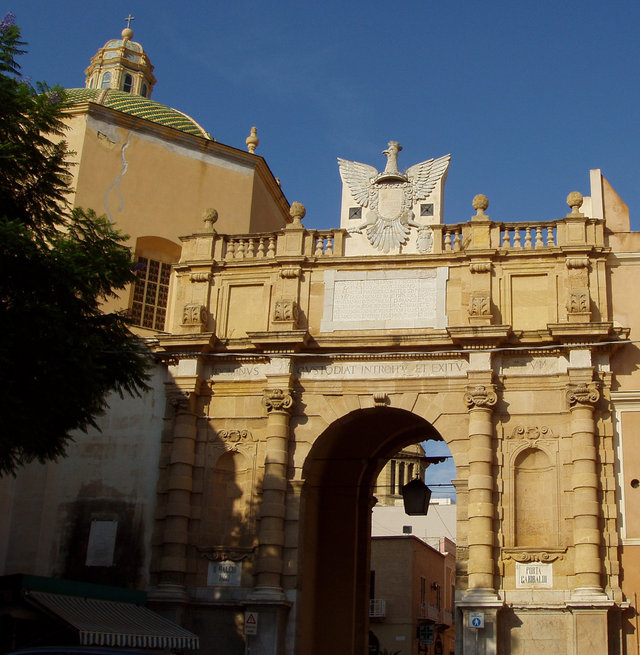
left=469, top=611, right=485, bottom=629
left=244, top=611, right=259, bottom=635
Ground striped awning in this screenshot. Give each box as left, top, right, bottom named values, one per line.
left=26, top=591, right=199, bottom=650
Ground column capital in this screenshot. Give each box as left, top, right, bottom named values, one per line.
left=263, top=388, right=294, bottom=413
left=464, top=384, right=497, bottom=409
left=566, top=382, right=600, bottom=408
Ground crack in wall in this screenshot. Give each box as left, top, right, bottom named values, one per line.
left=104, top=131, right=131, bottom=222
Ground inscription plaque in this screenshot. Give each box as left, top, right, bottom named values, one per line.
left=321, top=268, right=449, bottom=332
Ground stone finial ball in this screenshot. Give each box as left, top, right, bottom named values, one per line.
left=203, top=208, right=218, bottom=225
left=290, top=202, right=306, bottom=221
left=121, top=27, right=133, bottom=40
left=566, top=191, right=583, bottom=210
left=472, top=194, right=489, bottom=212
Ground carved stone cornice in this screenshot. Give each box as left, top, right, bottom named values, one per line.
left=566, top=382, right=600, bottom=407
left=263, top=388, right=294, bottom=413
left=464, top=384, right=498, bottom=409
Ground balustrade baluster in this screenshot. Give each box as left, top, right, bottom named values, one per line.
left=226, top=240, right=235, bottom=260
left=326, top=236, right=333, bottom=255
left=524, top=227, right=532, bottom=248
left=267, top=236, right=276, bottom=257
left=513, top=229, right=522, bottom=248
left=535, top=227, right=543, bottom=248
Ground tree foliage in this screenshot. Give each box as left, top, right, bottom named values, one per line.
left=0, top=15, right=149, bottom=475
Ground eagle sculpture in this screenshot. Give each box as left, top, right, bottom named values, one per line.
left=338, top=142, right=450, bottom=253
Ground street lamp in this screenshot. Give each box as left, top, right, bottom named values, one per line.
left=401, top=477, right=431, bottom=515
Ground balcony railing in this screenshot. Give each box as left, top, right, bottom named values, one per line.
left=418, top=603, right=441, bottom=622
left=369, top=598, right=386, bottom=619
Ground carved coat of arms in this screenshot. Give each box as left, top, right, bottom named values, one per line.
left=338, top=141, right=450, bottom=253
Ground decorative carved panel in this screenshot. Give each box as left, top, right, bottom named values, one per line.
left=567, top=289, right=589, bottom=314
left=468, top=294, right=490, bottom=316
left=182, top=303, right=207, bottom=326
left=273, top=299, right=299, bottom=323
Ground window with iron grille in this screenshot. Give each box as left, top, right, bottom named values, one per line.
left=129, top=257, right=171, bottom=330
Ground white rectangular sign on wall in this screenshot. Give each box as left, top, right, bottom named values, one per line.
left=515, top=562, right=553, bottom=588
left=207, top=560, right=242, bottom=586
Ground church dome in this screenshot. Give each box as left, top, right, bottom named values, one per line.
left=65, top=88, right=212, bottom=139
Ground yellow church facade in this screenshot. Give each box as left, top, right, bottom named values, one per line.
left=3, top=24, right=640, bottom=655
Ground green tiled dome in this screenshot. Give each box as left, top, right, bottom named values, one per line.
left=65, top=88, right=211, bottom=139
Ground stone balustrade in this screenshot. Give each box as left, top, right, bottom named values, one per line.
left=500, top=221, right=558, bottom=249
left=182, top=213, right=603, bottom=265
left=223, top=234, right=277, bottom=260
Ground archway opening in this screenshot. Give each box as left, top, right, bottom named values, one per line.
left=298, top=407, right=455, bottom=655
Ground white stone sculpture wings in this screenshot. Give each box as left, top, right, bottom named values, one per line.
left=406, top=153, right=451, bottom=200
left=337, top=158, right=378, bottom=208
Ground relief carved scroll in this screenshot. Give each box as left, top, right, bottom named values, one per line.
left=503, top=549, right=565, bottom=563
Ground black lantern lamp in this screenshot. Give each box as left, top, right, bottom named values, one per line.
left=401, top=477, right=432, bottom=516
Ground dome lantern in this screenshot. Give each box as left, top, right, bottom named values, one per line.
left=84, top=17, right=157, bottom=98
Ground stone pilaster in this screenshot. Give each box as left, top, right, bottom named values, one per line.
left=255, top=387, right=293, bottom=597
left=158, top=392, right=197, bottom=589
left=566, top=381, right=603, bottom=595
left=463, top=383, right=498, bottom=594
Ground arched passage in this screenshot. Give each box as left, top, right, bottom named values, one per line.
left=297, top=407, right=448, bottom=655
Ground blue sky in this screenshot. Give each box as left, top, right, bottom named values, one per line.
left=14, top=0, right=640, bottom=232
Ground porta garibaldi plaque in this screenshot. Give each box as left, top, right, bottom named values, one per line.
left=515, top=563, right=553, bottom=589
